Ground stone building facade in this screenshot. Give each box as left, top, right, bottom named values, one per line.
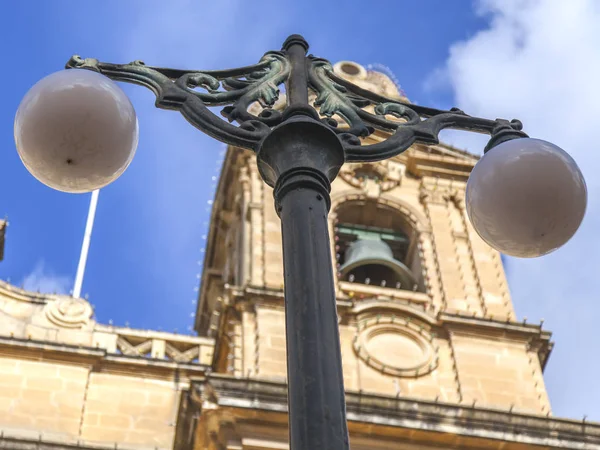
left=0, top=63, right=598, bottom=450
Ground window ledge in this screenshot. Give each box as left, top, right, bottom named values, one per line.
left=338, top=281, right=429, bottom=304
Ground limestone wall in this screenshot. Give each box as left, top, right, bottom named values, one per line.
left=0, top=339, right=209, bottom=449
left=0, top=356, right=87, bottom=438
left=232, top=305, right=548, bottom=415
left=0, top=356, right=182, bottom=446
left=0, top=283, right=214, bottom=450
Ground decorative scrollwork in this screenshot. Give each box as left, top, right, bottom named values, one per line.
left=66, top=34, right=528, bottom=161
left=45, top=296, right=93, bottom=329
left=66, top=51, right=290, bottom=150
left=307, top=57, right=527, bottom=162
left=338, top=161, right=404, bottom=193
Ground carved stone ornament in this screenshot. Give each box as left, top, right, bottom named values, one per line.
left=353, top=314, right=438, bottom=377
left=419, top=187, right=451, bottom=206
left=338, top=162, right=404, bottom=193
left=44, top=296, right=93, bottom=329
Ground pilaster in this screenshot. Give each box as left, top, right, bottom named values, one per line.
left=419, top=178, right=466, bottom=312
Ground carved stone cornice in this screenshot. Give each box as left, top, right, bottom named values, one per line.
left=405, top=145, right=477, bottom=181
left=338, top=281, right=431, bottom=305
left=0, top=432, right=165, bottom=450
left=0, top=334, right=211, bottom=381
left=0, top=279, right=52, bottom=305
left=230, top=284, right=353, bottom=312
left=191, top=375, right=600, bottom=450
left=440, top=312, right=553, bottom=369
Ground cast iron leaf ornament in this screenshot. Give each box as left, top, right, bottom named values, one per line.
left=66, top=35, right=527, bottom=161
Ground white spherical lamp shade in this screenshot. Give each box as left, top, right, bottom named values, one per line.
left=466, top=138, right=586, bottom=258
left=14, top=69, right=138, bottom=193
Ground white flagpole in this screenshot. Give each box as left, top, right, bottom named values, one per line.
left=73, top=189, right=99, bottom=299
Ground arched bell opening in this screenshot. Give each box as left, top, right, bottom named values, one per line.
left=334, top=200, right=424, bottom=293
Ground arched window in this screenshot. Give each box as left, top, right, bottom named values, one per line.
left=335, top=200, right=424, bottom=292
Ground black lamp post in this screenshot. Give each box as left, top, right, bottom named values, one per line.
left=13, top=35, right=587, bottom=450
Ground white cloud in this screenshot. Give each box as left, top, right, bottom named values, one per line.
left=21, top=260, right=72, bottom=295
left=431, top=0, right=600, bottom=420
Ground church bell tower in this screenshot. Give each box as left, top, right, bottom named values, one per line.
left=191, top=62, right=596, bottom=450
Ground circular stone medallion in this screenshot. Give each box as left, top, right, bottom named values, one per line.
left=354, top=319, right=438, bottom=377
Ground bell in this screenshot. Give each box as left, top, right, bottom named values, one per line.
left=340, top=239, right=417, bottom=290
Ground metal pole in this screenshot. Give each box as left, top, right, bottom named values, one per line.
left=257, top=104, right=347, bottom=450
left=280, top=182, right=349, bottom=450
left=258, top=37, right=350, bottom=450
left=73, top=188, right=99, bottom=298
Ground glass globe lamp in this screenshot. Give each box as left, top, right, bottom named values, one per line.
left=466, top=138, right=587, bottom=258
left=14, top=69, right=138, bottom=193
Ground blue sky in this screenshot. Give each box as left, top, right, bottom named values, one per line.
left=1, top=0, right=598, bottom=421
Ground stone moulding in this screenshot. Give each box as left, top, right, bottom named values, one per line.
left=0, top=280, right=50, bottom=305
left=338, top=280, right=431, bottom=304
left=0, top=427, right=171, bottom=450
left=193, top=375, right=600, bottom=450
left=0, top=332, right=214, bottom=375
left=0, top=274, right=216, bottom=365
left=441, top=312, right=553, bottom=369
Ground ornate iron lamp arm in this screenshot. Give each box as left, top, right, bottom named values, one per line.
left=66, top=53, right=292, bottom=150
left=307, top=58, right=527, bottom=162
left=343, top=113, right=526, bottom=162
left=67, top=35, right=527, bottom=160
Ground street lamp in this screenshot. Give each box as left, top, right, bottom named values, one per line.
left=13, top=35, right=586, bottom=450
